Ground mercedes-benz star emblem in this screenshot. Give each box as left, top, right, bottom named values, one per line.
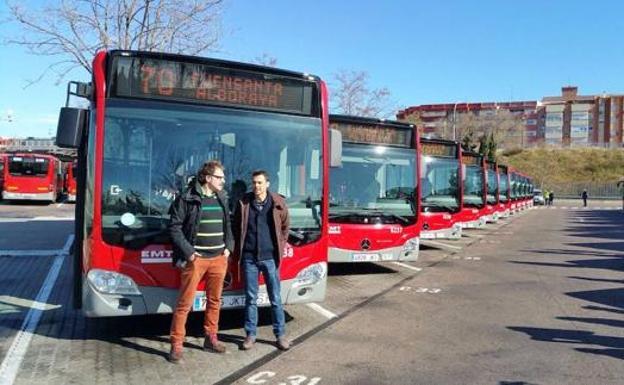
left=361, top=239, right=371, bottom=250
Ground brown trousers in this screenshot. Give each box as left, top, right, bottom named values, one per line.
left=170, top=254, right=227, bottom=346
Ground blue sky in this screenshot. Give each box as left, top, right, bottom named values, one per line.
left=1, top=0, right=623, bottom=138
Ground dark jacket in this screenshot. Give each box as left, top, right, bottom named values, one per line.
left=243, top=194, right=276, bottom=261
left=168, top=178, right=234, bottom=266
left=233, top=191, right=290, bottom=268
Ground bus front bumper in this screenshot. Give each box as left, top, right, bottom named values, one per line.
left=2, top=191, right=55, bottom=201
left=329, top=243, right=419, bottom=263
left=420, top=224, right=462, bottom=240
left=82, top=266, right=327, bottom=317
left=459, top=217, right=486, bottom=229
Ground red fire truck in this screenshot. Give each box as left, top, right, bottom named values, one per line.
left=327, top=115, right=420, bottom=263
left=55, top=50, right=339, bottom=316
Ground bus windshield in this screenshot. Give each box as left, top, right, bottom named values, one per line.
left=463, top=165, right=484, bottom=207
left=8, top=156, right=49, bottom=177
left=500, top=172, right=510, bottom=203
left=101, top=99, right=323, bottom=248
left=421, top=156, right=460, bottom=211
left=329, top=143, right=416, bottom=223
left=486, top=167, right=498, bottom=204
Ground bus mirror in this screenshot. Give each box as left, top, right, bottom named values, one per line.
left=461, top=164, right=466, bottom=181
left=330, top=128, right=342, bottom=167
left=56, top=107, right=87, bottom=149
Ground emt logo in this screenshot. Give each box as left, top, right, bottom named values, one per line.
left=141, top=246, right=173, bottom=264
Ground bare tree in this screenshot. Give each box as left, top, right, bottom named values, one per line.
left=330, top=70, right=396, bottom=118
left=252, top=52, right=278, bottom=67
left=3, top=0, right=225, bottom=84
left=426, top=110, right=524, bottom=150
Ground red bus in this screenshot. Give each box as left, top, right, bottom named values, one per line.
left=2, top=153, right=64, bottom=202
left=497, top=165, right=512, bottom=217
left=419, top=138, right=462, bottom=240
left=483, top=159, right=501, bottom=222
left=64, top=160, right=77, bottom=202
left=56, top=50, right=338, bottom=317
left=509, top=169, right=521, bottom=214
left=0, top=153, right=6, bottom=196
left=327, top=115, right=420, bottom=263
left=457, top=151, right=487, bottom=229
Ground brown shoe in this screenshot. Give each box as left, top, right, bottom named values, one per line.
left=168, top=345, right=183, bottom=363
left=241, top=336, right=256, bottom=350
left=203, top=334, right=226, bottom=353
left=276, top=336, right=290, bottom=351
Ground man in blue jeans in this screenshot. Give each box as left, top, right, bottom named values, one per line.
left=233, top=170, right=290, bottom=351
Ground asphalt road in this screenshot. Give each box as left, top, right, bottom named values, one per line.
left=0, top=202, right=622, bottom=385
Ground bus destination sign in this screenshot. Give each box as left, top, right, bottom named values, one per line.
left=421, top=142, right=456, bottom=157
left=331, top=122, right=411, bottom=147
left=110, top=55, right=316, bottom=115
left=463, top=154, right=481, bottom=166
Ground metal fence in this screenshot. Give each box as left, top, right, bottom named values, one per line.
left=538, top=181, right=623, bottom=199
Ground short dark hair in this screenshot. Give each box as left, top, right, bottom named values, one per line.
left=198, top=160, right=224, bottom=183
left=251, top=169, right=270, bottom=181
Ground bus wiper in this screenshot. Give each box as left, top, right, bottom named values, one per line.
left=329, top=211, right=361, bottom=220
left=288, top=229, right=305, bottom=241
left=360, top=208, right=411, bottom=224
left=122, top=229, right=168, bottom=243
left=422, top=202, right=456, bottom=211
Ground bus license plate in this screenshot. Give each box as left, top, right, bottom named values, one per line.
left=352, top=253, right=380, bottom=262
left=193, top=292, right=269, bottom=311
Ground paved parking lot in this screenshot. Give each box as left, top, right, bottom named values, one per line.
left=0, top=202, right=622, bottom=385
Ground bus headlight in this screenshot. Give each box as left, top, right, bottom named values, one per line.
left=402, top=237, right=420, bottom=251
left=293, top=262, right=327, bottom=288
left=87, top=269, right=141, bottom=295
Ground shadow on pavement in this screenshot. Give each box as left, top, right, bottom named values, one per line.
left=507, top=326, right=624, bottom=360
left=508, top=209, right=624, bottom=361
left=328, top=262, right=398, bottom=276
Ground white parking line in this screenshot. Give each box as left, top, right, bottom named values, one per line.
left=0, top=296, right=62, bottom=311
left=306, top=303, right=338, bottom=319
left=392, top=262, right=423, bottom=272
left=0, top=234, right=73, bottom=385
left=421, top=240, right=462, bottom=250
left=32, top=217, right=74, bottom=221
left=0, top=250, right=62, bottom=257
left=0, top=217, right=74, bottom=223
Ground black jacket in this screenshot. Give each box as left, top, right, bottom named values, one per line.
left=168, top=178, right=234, bottom=266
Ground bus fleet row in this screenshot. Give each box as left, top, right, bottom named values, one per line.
left=52, top=50, right=534, bottom=317
left=0, top=153, right=77, bottom=203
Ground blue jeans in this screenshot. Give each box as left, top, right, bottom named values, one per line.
left=243, top=257, right=285, bottom=338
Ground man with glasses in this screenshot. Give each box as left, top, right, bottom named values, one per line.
left=168, top=160, right=234, bottom=363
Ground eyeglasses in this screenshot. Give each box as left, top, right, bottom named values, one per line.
left=209, top=174, right=225, bottom=180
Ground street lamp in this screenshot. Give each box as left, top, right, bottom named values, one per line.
left=452, top=102, right=460, bottom=141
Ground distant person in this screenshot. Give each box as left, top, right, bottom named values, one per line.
left=617, top=180, right=624, bottom=211
left=581, top=189, right=588, bottom=207
left=544, top=190, right=550, bottom=206
left=548, top=191, right=555, bottom=206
